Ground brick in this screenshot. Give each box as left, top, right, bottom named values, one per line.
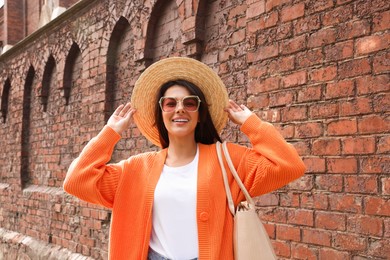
left=302, top=228, right=332, bottom=246
left=315, top=211, right=346, bottom=231
left=281, top=106, right=307, bottom=121
left=316, top=175, right=343, bottom=192
left=246, top=1, right=265, bottom=19
left=319, top=248, right=350, bottom=260
left=276, top=225, right=300, bottom=241
left=325, top=80, right=354, bottom=100
left=261, top=208, right=287, bottom=223
left=272, top=239, right=291, bottom=257
left=329, top=194, right=362, bottom=213
left=339, top=58, right=371, bottom=79
left=287, top=209, right=314, bottom=226
left=280, top=192, right=300, bottom=207
left=309, top=66, right=337, bottom=83
left=228, top=4, right=247, bottom=20
left=358, top=115, right=389, bottom=134
left=269, top=91, right=294, bottom=107
left=356, top=74, right=390, bottom=95
left=291, top=243, right=318, bottom=260
left=219, top=47, right=236, bottom=62
left=309, top=102, right=339, bottom=119
left=286, top=174, right=314, bottom=191
left=248, top=76, right=279, bottom=94
left=360, top=156, right=390, bottom=174
left=265, top=0, right=289, bottom=11
left=281, top=3, right=305, bottom=22
left=280, top=35, right=306, bottom=55
left=334, top=233, right=367, bottom=251
left=373, top=10, right=390, bottom=32
left=248, top=11, right=278, bottom=32
left=342, top=137, right=376, bottom=155
left=281, top=71, right=307, bottom=88
left=347, top=214, right=383, bottom=236
left=293, top=14, right=321, bottom=35
left=324, top=40, right=354, bottom=62
left=341, top=97, right=373, bottom=116
left=373, top=51, right=390, bottom=74
left=345, top=175, right=378, bottom=194
left=327, top=157, right=357, bottom=174
left=295, top=122, right=323, bottom=138
left=336, top=19, right=370, bottom=40
left=356, top=34, right=390, bottom=56
left=374, top=93, right=390, bottom=113
left=307, top=28, right=337, bottom=48
left=247, top=43, right=278, bottom=62
left=378, top=136, right=390, bottom=153
left=297, top=85, right=322, bottom=103
left=322, top=4, right=353, bottom=26
left=302, top=157, right=325, bottom=173
left=306, top=0, right=334, bottom=14
left=300, top=192, right=329, bottom=209
left=268, top=56, right=295, bottom=74
left=368, top=239, right=390, bottom=259
left=296, top=49, right=324, bottom=68
left=247, top=94, right=269, bottom=109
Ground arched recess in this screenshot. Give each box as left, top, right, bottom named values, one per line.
left=144, top=0, right=182, bottom=62
left=40, top=55, right=56, bottom=112
left=21, top=66, right=35, bottom=188
left=105, top=16, right=131, bottom=122
left=105, top=16, right=138, bottom=161
left=63, top=42, right=81, bottom=105
left=1, top=79, right=11, bottom=123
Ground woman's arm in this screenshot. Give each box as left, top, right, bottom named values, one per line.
left=63, top=103, right=136, bottom=208
left=224, top=101, right=306, bottom=201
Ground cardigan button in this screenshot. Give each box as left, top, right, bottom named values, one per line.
left=200, top=212, right=209, bottom=221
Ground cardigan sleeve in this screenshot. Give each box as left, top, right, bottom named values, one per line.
left=226, top=114, right=306, bottom=202
left=63, top=125, right=124, bottom=208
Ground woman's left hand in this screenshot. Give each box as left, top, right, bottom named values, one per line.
left=224, top=99, right=253, bottom=126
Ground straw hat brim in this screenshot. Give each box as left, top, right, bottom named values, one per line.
left=131, top=57, right=229, bottom=147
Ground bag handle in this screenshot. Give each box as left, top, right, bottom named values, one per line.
left=216, top=141, right=255, bottom=216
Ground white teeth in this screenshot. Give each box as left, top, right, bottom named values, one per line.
left=173, top=119, right=188, bottom=122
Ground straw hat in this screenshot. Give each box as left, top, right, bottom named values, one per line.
left=131, top=57, right=229, bottom=147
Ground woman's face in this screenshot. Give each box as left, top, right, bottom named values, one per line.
left=161, top=85, right=200, bottom=141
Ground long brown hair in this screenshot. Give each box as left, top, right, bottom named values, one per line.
left=154, top=80, right=222, bottom=148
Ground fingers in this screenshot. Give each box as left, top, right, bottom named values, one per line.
left=114, top=103, right=136, bottom=118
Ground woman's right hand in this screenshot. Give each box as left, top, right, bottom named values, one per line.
left=107, top=103, right=136, bottom=136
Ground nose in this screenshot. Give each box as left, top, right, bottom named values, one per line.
left=175, top=100, right=185, bottom=112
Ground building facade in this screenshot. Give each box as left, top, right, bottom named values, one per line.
left=0, top=0, right=389, bottom=259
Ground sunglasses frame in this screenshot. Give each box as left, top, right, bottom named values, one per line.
left=159, top=95, right=201, bottom=112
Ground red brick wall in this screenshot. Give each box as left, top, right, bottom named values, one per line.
left=0, top=0, right=389, bottom=259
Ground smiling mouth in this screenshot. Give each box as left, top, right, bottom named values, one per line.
left=172, top=119, right=189, bottom=122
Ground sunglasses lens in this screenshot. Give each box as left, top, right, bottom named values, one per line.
left=183, top=97, right=199, bottom=111
left=160, top=96, right=200, bottom=112
left=161, top=98, right=177, bottom=112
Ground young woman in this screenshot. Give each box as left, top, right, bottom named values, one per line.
left=63, top=57, right=306, bottom=260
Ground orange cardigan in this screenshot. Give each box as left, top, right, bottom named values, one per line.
left=63, top=114, right=306, bottom=259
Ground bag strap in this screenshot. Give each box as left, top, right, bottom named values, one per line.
left=216, top=141, right=256, bottom=216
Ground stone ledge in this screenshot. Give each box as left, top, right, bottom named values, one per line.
left=0, top=228, right=93, bottom=260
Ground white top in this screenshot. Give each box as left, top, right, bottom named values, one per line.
left=149, top=147, right=199, bottom=259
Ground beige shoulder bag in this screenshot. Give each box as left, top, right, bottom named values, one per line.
left=216, top=141, right=277, bottom=260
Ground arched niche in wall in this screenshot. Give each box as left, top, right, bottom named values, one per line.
left=106, top=16, right=138, bottom=161
left=40, top=55, right=56, bottom=112
left=105, top=16, right=131, bottom=122
left=145, top=0, right=182, bottom=62
left=1, top=79, right=11, bottom=123
left=63, top=42, right=81, bottom=105
left=21, top=66, right=35, bottom=189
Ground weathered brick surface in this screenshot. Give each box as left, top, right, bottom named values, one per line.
left=0, top=0, right=389, bottom=259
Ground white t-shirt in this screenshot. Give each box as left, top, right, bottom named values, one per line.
left=149, top=147, right=199, bottom=259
